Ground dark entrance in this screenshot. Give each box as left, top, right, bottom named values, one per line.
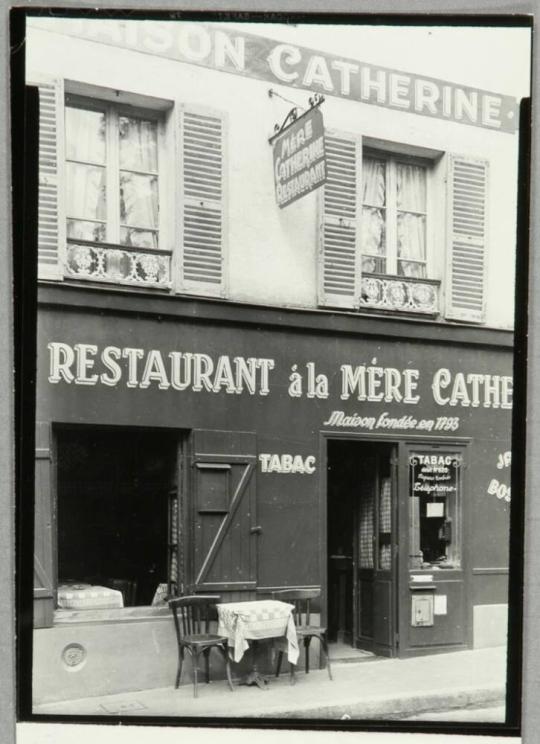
left=327, top=439, right=398, bottom=657
left=56, top=426, right=180, bottom=606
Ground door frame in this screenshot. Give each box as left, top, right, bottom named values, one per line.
left=321, top=432, right=400, bottom=657
left=396, top=437, right=472, bottom=657
left=319, top=431, right=472, bottom=657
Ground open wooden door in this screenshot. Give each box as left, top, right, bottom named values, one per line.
left=354, top=445, right=398, bottom=657
left=188, top=429, right=258, bottom=600
left=34, top=422, right=56, bottom=628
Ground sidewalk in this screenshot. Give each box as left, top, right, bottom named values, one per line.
left=33, top=646, right=508, bottom=721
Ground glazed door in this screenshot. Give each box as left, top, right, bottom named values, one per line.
left=354, top=446, right=398, bottom=657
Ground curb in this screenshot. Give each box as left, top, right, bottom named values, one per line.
left=254, top=685, right=506, bottom=720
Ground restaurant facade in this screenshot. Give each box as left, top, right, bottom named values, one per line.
left=26, top=18, right=524, bottom=705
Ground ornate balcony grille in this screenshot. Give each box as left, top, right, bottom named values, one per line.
left=360, top=274, right=440, bottom=315
left=65, top=240, right=172, bottom=289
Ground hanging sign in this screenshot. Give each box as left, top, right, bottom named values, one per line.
left=272, top=107, right=326, bottom=208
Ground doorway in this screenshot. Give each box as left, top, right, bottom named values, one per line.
left=327, top=439, right=397, bottom=657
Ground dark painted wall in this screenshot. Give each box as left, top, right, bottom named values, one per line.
left=36, top=303, right=513, bottom=597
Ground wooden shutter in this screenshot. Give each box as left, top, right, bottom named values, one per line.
left=318, top=131, right=362, bottom=308
left=178, top=106, right=226, bottom=296
left=189, top=430, right=257, bottom=599
left=31, top=77, right=65, bottom=280
left=34, top=422, right=56, bottom=628
left=446, top=155, right=488, bottom=322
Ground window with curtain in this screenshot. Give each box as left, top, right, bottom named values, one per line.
left=362, top=152, right=428, bottom=278
left=65, top=98, right=161, bottom=250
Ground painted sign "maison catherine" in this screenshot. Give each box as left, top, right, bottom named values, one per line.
left=30, top=18, right=518, bottom=132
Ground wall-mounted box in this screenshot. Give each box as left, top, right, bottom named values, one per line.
left=411, top=591, right=435, bottom=627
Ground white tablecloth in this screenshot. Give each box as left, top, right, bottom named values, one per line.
left=57, top=583, right=124, bottom=610
left=217, top=599, right=299, bottom=664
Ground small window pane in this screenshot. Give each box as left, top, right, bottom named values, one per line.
left=119, top=116, right=158, bottom=172
left=66, top=107, right=106, bottom=164
left=120, top=227, right=159, bottom=250
left=397, top=213, right=426, bottom=277
left=362, top=207, right=386, bottom=255
left=378, top=477, right=392, bottom=570
left=120, top=172, right=159, bottom=229
left=67, top=219, right=106, bottom=243
left=359, top=486, right=374, bottom=569
left=363, top=158, right=386, bottom=207
left=398, top=260, right=426, bottom=279
left=66, top=163, right=107, bottom=221
left=396, top=163, right=426, bottom=212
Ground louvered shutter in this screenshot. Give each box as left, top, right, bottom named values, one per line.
left=446, top=155, right=488, bottom=322
left=178, top=106, right=226, bottom=296
left=318, top=132, right=362, bottom=308
left=32, top=77, right=65, bottom=280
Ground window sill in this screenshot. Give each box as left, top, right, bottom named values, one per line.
left=54, top=606, right=171, bottom=625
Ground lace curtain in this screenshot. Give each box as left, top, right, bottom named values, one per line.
left=66, top=107, right=107, bottom=242
left=362, top=159, right=386, bottom=271
left=65, top=108, right=159, bottom=248
left=397, top=163, right=426, bottom=278
left=362, top=157, right=426, bottom=277
left=119, top=116, right=159, bottom=249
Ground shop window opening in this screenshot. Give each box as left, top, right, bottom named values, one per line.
left=408, top=451, right=462, bottom=570
left=56, top=427, right=181, bottom=611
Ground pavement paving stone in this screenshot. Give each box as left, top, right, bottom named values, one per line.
left=33, top=646, right=508, bottom=722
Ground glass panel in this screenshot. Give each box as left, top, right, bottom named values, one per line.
left=120, top=172, right=159, bottom=228
left=359, top=484, right=374, bottom=569
left=362, top=254, right=386, bottom=274
left=362, top=158, right=386, bottom=207
left=362, top=206, right=386, bottom=257
left=66, top=107, right=106, bottom=164
left=67, top=219, right=106, bottom=243
left=66, top=163, right=106, bottom=221
left=378, top=476, right=392, bottom=570
left=398, top=259, right=427, bottom=279
left=120, top=227, right=159, bottom=250
left=409, top=452, right=462, bottom=569
left=397, top=213, right=426, bottom=277
left=119, top=116, right=158, bottom=172
left=396, top=163, right=426, bottom=212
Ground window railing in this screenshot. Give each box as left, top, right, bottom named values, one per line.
left=360, top=273, right=440, bottom=315
left=65, top=239, right=172, bottom=289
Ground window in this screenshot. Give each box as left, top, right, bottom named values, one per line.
left=65, top=98, right=161, bottom=250
left=362, top=153, right=428, bottom=279
left=408, top=451, right=462, bottom=570
left=319, top=132, right=488, bottom=322
left=34, top=78, right=227, bottom=294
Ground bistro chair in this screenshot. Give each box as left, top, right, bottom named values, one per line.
left=168, top=595, right=234, bottom=698
left=271, top=589, right=333, bottom=682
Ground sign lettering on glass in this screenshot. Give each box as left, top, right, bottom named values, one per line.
left=272, top=107, right=326, bottom=208
left=409, top=454, right=461, bottom=498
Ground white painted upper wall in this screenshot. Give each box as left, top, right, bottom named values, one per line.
left=26, top=19, right=531, bottom=330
